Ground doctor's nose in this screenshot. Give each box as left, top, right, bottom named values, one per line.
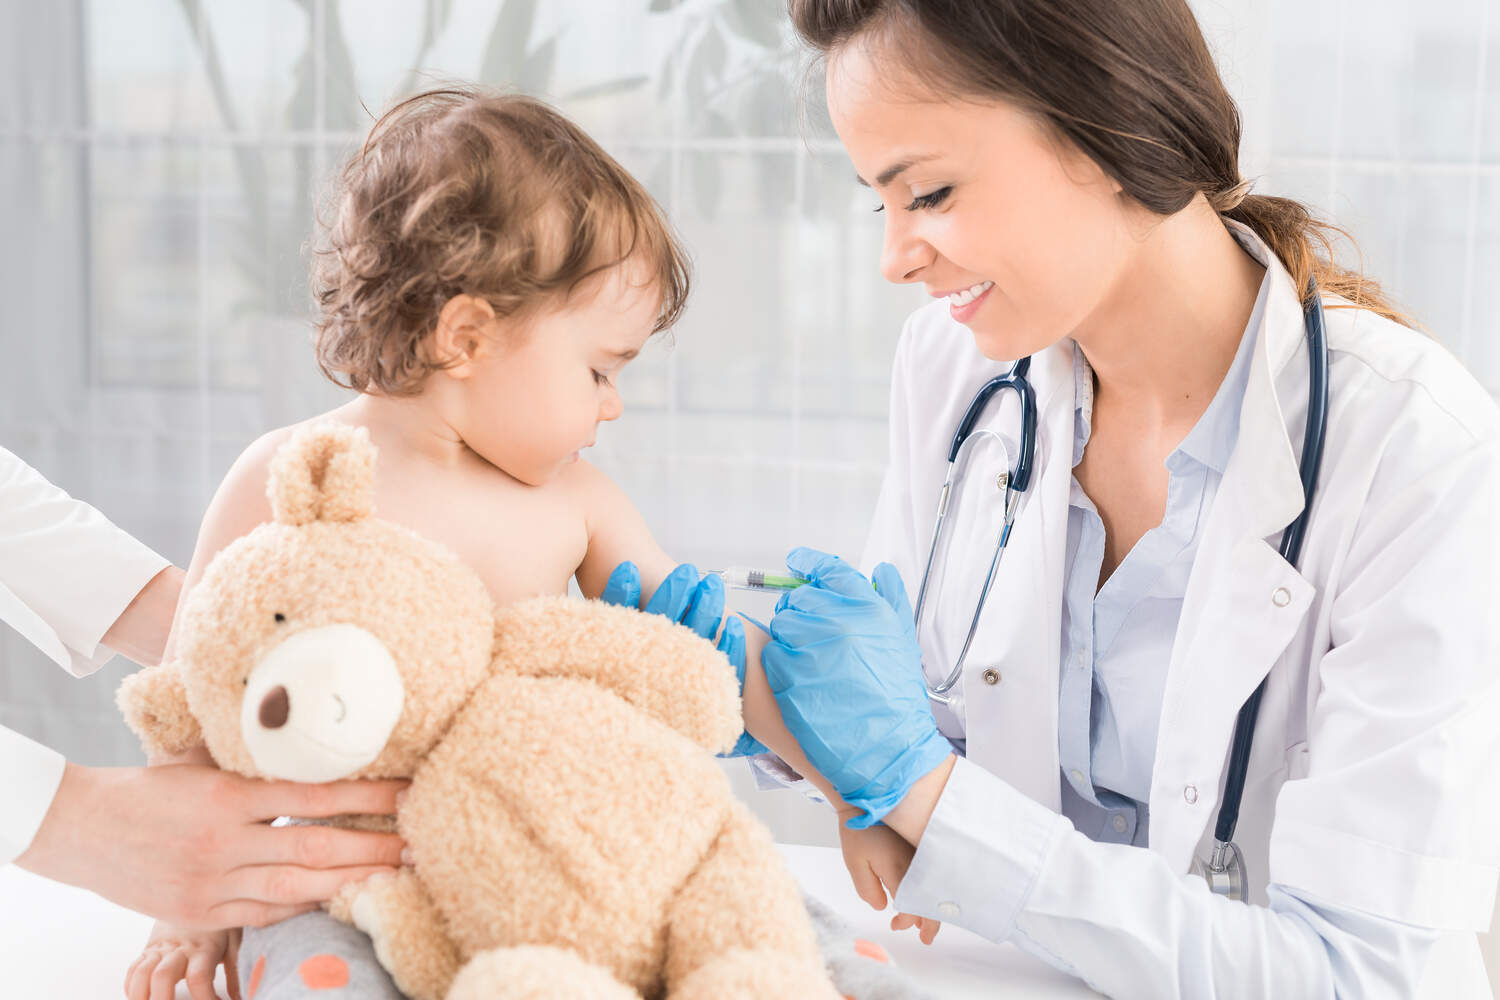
left=880, top=218, right=932, bottom=285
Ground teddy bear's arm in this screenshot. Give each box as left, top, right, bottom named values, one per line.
left=495, top=597, right=744, bottom=754
left=116, top=663, right=203, bottom=759
left=662, top=801, right=841, bottom=999
left=330, top=868, right=461, bottom=1000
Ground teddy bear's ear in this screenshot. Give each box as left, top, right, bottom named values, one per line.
left=267, top=423, right=376, bottom=526
left=117, top=662, right=203, bottom=759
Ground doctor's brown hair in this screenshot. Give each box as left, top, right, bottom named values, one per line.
left=313, top=87, right=691, bottom=396
left=790, top=0, right=1411, bottom=326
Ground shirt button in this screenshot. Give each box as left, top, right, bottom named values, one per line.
left=937, top=900, right=961, bottom=919
left=982, top=668, right=1000, bottom=685
left=1272, top=586, right=1291, bottom=607
left=1111, top=814, right=1128, bottom=834
left=1184, top=784, right=1199, bottom=805
left=1070, top=769, right=1086, bottom=785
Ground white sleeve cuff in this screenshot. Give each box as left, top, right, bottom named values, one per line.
left=56, top=551, right=171, bottom=678
left=0, top=725, right=67, bottom=866
left=0, top=447, right=171, bottom=677
left=894, top=755, right=1070, bottom=942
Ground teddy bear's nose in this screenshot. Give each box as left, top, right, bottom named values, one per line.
left=259, top=685, right=290, bottom=729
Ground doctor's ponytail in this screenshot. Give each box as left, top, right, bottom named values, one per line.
left=790, top=0, right=1415, bottom=328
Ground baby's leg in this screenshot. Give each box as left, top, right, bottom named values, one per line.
left=238, top=911, right=406, bottom=999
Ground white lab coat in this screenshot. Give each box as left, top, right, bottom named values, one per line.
left=863, top=227, right=1500, bottom=996
left=0, top=446, right=169, bottom=863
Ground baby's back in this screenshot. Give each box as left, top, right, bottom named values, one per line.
left=261, top=409, right=593, bottom=608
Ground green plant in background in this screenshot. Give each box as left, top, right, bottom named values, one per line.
left=172, top=0, right=837, bottom=379
left=174, top=0, right=648, bottom=383
left=649, top=0, right=834, bottom=216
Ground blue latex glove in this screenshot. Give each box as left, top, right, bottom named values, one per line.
left=600, top=561, right=767, bottom=756
left=761, top=547, right=954, bottom=828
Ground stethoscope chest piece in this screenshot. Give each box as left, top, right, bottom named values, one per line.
left=1190, top=839, right=1247, bottom=901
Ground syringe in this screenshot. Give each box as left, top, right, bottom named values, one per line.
left=714, top=567, right=809, bottom=593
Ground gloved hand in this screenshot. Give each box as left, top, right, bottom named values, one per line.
left=761, top=547, right=954, bottom=828
left=600, top=561, right=767, bottom=756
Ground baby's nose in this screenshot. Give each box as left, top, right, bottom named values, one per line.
left=259, top=685, right=290, bottom=729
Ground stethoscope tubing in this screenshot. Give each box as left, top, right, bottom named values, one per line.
left=914, top=282, right=1331, bottom=881
left=1213, top=284, right=1330, bottom=849
left=913, top=358, right=1038, bottom=699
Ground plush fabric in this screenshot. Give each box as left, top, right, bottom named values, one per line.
left=119, top=423, right=839, bottom=1000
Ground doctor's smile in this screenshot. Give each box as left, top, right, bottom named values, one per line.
left=936, top=280, right=996, bottom=323
left=4, top=0, right=1499, bottom=998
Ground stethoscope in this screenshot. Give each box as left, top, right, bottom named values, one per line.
left=911, top=282, right=1330, bottom=902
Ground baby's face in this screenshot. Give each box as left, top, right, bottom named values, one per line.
left=455, top=262, right=659, bottom=485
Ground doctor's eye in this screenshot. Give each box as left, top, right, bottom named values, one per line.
left=905, top=187, right=952, bottom=212
left=273, top=612, right=286, bottom=624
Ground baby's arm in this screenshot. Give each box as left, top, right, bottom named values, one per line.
left=571, top=460, right=677, bottom=602
left=571, top=461, right=847, bottom=803
left=573, top=462, right=936, bottom=933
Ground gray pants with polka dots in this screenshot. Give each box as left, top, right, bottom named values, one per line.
left=238, top=911, right=402, bottom=999
left=238, top=895, right=933, bottom=999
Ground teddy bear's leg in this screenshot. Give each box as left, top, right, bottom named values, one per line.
left=238, top=911, right=406, bottom=999
left=445, top=945, right=641, bottom=1000
left=661, top=805, right=842, bottom=1000
left=329, top=868, right=461, bottom=1000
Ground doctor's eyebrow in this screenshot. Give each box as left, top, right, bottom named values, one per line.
left=857, top=154, right=941, bottom=188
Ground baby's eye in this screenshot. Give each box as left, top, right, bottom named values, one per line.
left=592, top=370, right=613, bottom=387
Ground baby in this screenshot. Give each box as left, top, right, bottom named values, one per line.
left=123, top=87, right=931, bottom=1000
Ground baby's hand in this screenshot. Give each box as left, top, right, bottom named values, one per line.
left=125, top=921, right=241, bottom=1000
left=836, top=807, right=941, bottom=945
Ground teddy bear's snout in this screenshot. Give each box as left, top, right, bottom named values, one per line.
left=239, top=623, right=406, bottom=782
left=259, top=685, right=290, bottom=729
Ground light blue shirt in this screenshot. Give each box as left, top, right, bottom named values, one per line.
left=1056, top=275, right=1265, bottom=847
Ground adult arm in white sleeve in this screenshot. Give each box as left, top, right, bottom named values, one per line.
left=0, top=445, right=173, bottom=676
left=896, top=757, right=1436, bottom=998
left=892, top=430, right=1500, bottom=998
left=0, top=725, right=68, bottom=865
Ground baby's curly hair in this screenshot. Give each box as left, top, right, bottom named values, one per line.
left=313, top=87, right=691, bottom=396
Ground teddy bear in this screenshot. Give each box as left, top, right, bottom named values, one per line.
left=117, top=423, right=841, bottom=1000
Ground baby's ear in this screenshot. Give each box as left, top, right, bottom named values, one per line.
left=267, top=423, right=376, bottom=525
left=116, top=663, right=202, bottom=759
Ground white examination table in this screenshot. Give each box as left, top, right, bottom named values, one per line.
left=2, top=844, right=1100, bottom=998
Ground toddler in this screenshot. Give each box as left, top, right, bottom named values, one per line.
left=123, top=87, right=929, bottom=1000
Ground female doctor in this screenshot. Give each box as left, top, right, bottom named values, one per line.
left=755, top=1, right=1500, bottom=996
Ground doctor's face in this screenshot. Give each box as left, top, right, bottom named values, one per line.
left=826, top=38, right=1140, bottom=361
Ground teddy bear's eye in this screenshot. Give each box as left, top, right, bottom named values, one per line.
left=274, top=612, right=286, bottom=624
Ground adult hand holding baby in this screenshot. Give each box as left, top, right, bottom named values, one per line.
left=17, top=759, right=406, bottom=931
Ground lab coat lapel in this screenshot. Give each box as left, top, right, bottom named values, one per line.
left=1149, top=242, right=1317, bottom=872
left=963, top=340, right=1076, bottom=813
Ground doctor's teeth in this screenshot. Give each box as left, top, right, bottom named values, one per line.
left=949, top=281, right=993, bottom=306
